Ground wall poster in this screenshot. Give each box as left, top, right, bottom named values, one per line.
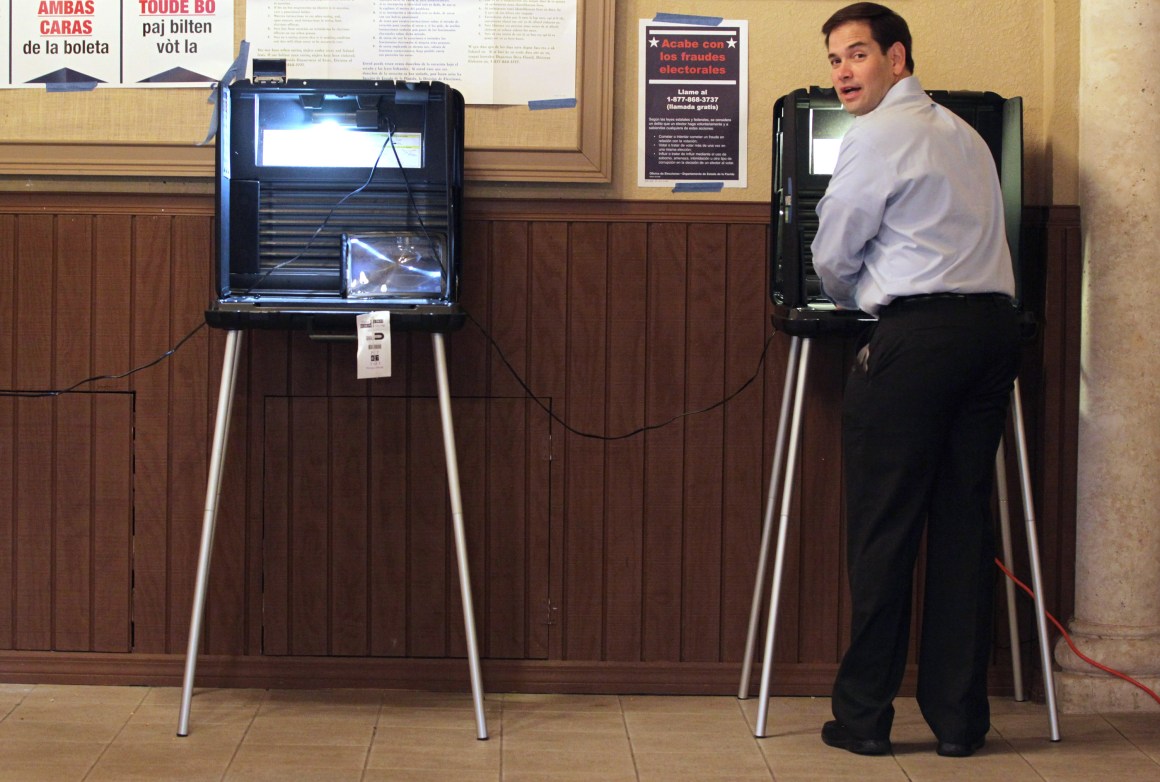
left=2, top=0, right=236, bottom=87
left=638, top=17, right=748, bottom=189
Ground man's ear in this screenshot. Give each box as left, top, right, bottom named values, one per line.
left=888, top=41, right=907, bottom=75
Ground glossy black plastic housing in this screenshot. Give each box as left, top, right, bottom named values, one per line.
left=209, top=79, right=465, bottom=332
left=769, top=87, right=1023, bottom=336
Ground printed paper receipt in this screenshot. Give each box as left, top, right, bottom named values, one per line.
left=246, top=0, right=577, bottom=105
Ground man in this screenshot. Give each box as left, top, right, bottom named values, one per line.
left=810, top=2, right=1021, bottom=759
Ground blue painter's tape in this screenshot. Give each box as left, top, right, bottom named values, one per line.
left=653, top=13, right=724, bottom=26
left=46, top=81, right=98, bottom=92
left=673, top=182, right=725, bottom=192
left=199, top=40, right=251, bottom=146
left=528, top=97, right=577, bottom=110
left=219, top=39, right=250, bottom=94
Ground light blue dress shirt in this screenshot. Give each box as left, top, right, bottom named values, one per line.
left=810, top=76, right=1015, bottom=315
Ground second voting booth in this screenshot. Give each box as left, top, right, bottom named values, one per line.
left=739, top=86, right=1060, bottom=741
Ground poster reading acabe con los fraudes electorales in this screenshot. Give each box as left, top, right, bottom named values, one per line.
left=638, top=18, right=748, bottom=189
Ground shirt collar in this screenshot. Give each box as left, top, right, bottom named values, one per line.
left=858, top=74, right=926, bottom=121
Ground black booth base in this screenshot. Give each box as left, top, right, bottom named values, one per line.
left=771, top=305, right=874, bottom=337
left=205, top=303, right=466, bottom=335
left=771, top=305, right=1037, bottom=343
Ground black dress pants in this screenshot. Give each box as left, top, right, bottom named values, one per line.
left=831, top=294, right=1021, bottom=745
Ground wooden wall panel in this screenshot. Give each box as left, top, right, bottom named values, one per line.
left=90, top=216, right=134, bottom=654
left=288, top=395, right=332, bottom=655
left=484, top=395, right=532, bottom=659
left=525, top=222, right=569, bottom=662
left=128, top=215, right=174, bottom=653
left=90, top=395, right=133, bottom=653
left=12, top=389, right=53, bottom=649
left=258, top=394, right=546, bottom=660
left=563, top=221, right=608, bottom=662
left=53, top=387, right=93, bottom=652
left=683, top=223, right=728, bottom=663
left=471, top=217, right=537, bottom=660
left=201, top=330, right=251, bottom=658
left=53, top=216, right=94, bottom=651
left=407, top=398, right=451, bottom=657
left=13, top=215, right=54, bottom=650
left=0, top=211, right=136, bottom=655
left=719, top=224, right=771, bottom=663
left=260, top=395, right=292, bottom=656
left=367, top=397, right=409, bottom=657
left=0, top=215, right=13, bottom=650
left=330, top=397, right=371, bottom=657
left=166, top=216, right=214, bottom=656
left=642, top=223, right=688, bottom=663
left=795, top=339, right=850, bottom=665
left=237, top=330, right=292, bottom=658
left=603, top=223, right=648, bottom=663
left=0, top=193, right=1080, bottom=698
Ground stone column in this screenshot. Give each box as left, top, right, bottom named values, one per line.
left=1054, top=0, right=1160, bottom=712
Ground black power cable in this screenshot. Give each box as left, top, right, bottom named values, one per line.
left=0, top=307, right=775, bottom=440
left=462, top=308, right=776, bottom=441
left=0, top=322, right=207, bottom=398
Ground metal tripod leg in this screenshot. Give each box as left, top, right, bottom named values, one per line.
left=739, top=349, right=1060, bottom=742
left=738, top=336, right=803, bottom=701
left=996, top=443, right=1026, bottom=701
left=754, top=337, right=812, bottom=738
left=432, top=333, right=489, bottom=740
left=178, top=329, right=244, bottom=737
left=1009, top=378, right=1062, bottom=741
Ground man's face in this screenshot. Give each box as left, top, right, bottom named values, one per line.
left=826, top=20, right=907, bottom=116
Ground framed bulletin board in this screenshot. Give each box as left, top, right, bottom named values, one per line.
left=0, top=0, right=613, bottom=183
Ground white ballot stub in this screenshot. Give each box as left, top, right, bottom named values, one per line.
left=356, top=311, right=392, bottom=379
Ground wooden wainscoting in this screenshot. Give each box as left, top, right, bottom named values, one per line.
left=0, top=193, right=1080, bottom=696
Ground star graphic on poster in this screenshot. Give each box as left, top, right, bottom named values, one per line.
left=649, top=37, right=659, bottom=47
left=727, top=38, right=738, bottom=48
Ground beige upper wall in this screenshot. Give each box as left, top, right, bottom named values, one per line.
left=1046, top=0, right=1080, bottom=205
left=471, top=0, right=1079, bottom=205
left=0, top=0, right=1078, bottom=204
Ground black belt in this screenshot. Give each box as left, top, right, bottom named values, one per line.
left=883, top=292, right=1014, bottom=311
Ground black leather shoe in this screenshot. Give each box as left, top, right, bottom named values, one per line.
left=821, top=720, right=892, bottom=756
left=936, top=737, right=986, bottom=757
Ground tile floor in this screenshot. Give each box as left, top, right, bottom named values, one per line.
left=0, top=683, right=1157, bottom=781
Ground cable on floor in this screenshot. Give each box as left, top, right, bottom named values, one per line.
left=996, top=557, right=1160, bottom=706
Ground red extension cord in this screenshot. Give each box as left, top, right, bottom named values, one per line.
left=995, top=557, right=1160, bottom=706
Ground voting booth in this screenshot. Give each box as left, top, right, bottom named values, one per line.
left=739, top=86, right=1060, bottom=742
left=767, top=86, right=1023, bottom=335
left=209, top=73, right=465, bottom=332
left=179, top=71, right=487, bottom=740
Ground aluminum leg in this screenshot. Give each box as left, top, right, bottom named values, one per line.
left=739, top=346, right=1057, bottom=741
left=995, top=442, right=1026, bottom=701
left=739, top=336, right=802, bottom=700
left=754, top=338, right=812, bottom=738
left=1010, top=378, right=1062, bottom=741
left=178, top=329, right=244, bottom=737
left=432, top=333, right=489, bottom=740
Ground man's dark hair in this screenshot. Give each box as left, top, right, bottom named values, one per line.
left=822, top=2, right=915, bottom=74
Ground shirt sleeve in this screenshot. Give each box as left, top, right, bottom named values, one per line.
left=810, top=134, right=891, bottom=310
